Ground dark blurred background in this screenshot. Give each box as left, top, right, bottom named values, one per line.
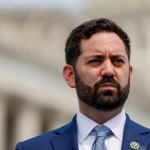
left=0, top=0, right=150, bottom=150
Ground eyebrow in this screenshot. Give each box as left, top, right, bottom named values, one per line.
left=85, top=54, right=125, bottom=60
left=85, top=54, right=105, bottom=60
left=110, top=54, right=125, bottom=60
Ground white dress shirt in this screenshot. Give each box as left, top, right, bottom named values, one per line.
left=77, top=109, right=126, bottom=150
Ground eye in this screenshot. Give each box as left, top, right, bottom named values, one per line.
left=112, top=58, right=124, bottom=66
left=87, top=58, right=104, bottom=66
left=88, top=59, right=99, bottom=63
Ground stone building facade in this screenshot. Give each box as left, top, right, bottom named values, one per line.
left=0, top=2, right=150, bottom=149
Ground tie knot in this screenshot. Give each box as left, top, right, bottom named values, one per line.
left=94, top=125, right=111, bottom=139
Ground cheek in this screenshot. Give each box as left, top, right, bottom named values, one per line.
left=117, top=69, right=130, bottom=87
left=77, top=69, right=100, bottom=86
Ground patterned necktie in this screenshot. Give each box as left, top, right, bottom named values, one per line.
left=92, top=125, right=111, bottom=150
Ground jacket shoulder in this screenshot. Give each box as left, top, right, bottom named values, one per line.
left=15, top=123, right=70, bottom=150
left=122, top=115, right=150, bottom=150
left=127, top=116, right=150, bottom=133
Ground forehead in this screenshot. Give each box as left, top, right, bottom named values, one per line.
left=80, top=32, right=127, bottom=57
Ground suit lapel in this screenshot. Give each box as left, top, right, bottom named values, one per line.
left=50, top=116, right=78, bottom=150
left=49, top=114, right=150, bottom=150
left=122, top=115, right=150, bottom=150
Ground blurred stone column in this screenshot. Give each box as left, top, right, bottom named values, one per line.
left=0, top=95, right=7, bottom=150
left=13, top=103, right=43, bottom=149
left=48, top=112, right=73, bottom=130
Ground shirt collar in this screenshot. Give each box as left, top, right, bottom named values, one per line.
left=77, top=111, right=97, bottom=143
left=104, top=109, right=126, bottom=142
left=77, top=109, right=126, bottom=143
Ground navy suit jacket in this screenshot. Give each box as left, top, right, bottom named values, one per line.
left=15, top=114, right=150, bottom=150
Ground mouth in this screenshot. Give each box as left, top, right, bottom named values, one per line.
left=100, top=83, right=116, bottom=88
left=98, top=83, right=117, bottom=97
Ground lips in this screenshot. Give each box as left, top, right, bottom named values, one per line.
left=100, top=83, right=116, bottom=88
left=98, top=83, right=117, bottom=91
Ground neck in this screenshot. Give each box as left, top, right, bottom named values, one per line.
left=79, top=100, right=123, bottom=124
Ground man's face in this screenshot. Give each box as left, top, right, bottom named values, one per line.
left=74, top=32, right=132, bottom=111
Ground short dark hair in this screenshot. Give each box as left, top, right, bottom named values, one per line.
left=65, top=18, right=131, bottom=67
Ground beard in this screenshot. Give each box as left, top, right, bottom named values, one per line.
left=74, top=71, right=130, bottom=112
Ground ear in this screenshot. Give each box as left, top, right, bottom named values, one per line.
left=129, top=65, right=133, bottom=85
left=63, top=64, right=76, bottom=88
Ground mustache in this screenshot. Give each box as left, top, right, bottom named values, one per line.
left=94, top=77, right=120, bottom=89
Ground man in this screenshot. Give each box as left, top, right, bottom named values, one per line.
left=15, top=18, right=150, bottom=150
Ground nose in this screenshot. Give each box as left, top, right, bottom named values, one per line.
left=101, top=60, right=115, bottom=78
